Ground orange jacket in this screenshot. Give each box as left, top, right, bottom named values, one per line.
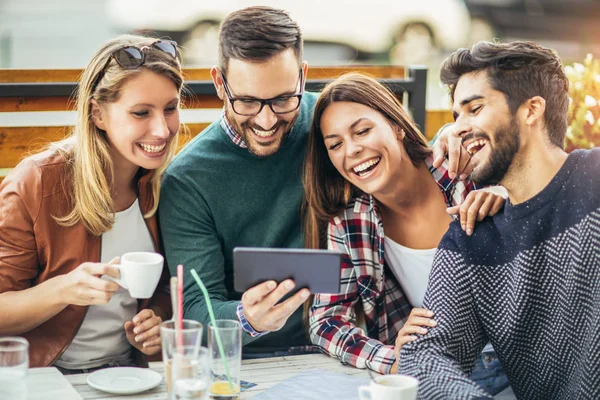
left=0, top=147, right=171, bottom=367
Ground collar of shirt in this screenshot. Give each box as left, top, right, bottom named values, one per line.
left=220, top=110, right=248, bottom=149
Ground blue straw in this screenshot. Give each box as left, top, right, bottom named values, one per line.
left=190, top=269, right=235, bottom=392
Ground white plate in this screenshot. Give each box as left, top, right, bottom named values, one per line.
left=87, top=367, right=162, bottom=395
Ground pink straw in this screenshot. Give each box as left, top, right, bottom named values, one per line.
left=177, top=264, right=184, bottom=348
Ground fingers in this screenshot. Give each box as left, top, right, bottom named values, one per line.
left=462, top=194, right=486, bottom=236
left=409, top=308, right=434, bottom=318
left=83, top=263, right=121, bottom=279
left=446, top=205, right=460, bottom=216
left=84, top=288, right=117, bottom=304
left=261, top=280, right=297, bottom=310
left=432, top=137, right=448, bottom=168
left=400, top=325, right=430, bottom=336
left=489, top=195, right=505, bottom=216
left=406, top=316, right=438, bottom=328
left=124, top=321, right=135, bottom=336
left=131, top=309, right=161, bottom=335
left=395, top=335, right=418, bottom=350
left=242, top=280, right=277, bottom=307
left=108, top=257, right=120, bottom=265
left=476, top=194, right=497, bottom=222
left=140, top=343, right=161, bottom=355
left=86, top=274, right=120, bottom=292
left=132, top=309, right=155, bottom=324
left=446, top=133, right=463, bottom=180
left=270, top=288, right=310, bottom=325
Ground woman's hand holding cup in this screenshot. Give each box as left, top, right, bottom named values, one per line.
left=57, top=257, right=121, bottom=307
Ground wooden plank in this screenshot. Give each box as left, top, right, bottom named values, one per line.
left=425, top=109, right=454, bottom=140
left=0, top=96, right=75, bottom=112
left=0, top=123, right=209, bottom=169
left=0, top=69, right=213, bottom=83
left=0, top=108, right=453, bottom=173
left=0, top=67, right=405, bottom=84
left=0, top=94, right=222, bottom=112
left=0, top=126, right=72, bottom=168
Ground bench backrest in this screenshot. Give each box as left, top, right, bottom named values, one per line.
left=0, top=66, right=449, bottom=184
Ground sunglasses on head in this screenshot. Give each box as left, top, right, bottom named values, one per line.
left=92, top=39, right=179, bottom=92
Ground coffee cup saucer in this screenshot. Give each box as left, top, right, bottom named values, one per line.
left=87, top=367, right=162, bottom=394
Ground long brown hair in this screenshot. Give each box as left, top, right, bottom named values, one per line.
left=303, top=73, right=431, bottom=250
left=301, top=73, right=432, bottom=327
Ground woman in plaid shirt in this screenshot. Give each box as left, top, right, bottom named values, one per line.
left=303, top=74, right=509, bottom=395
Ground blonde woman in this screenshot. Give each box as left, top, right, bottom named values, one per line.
left=0, top=35, right=183, bottom=372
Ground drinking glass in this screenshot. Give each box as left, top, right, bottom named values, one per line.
left=208, top=320, right=242, bottom=398
left=161, top=319, right=203, bottom=400
left=173, top=346, right=211, bottom=400
left=0, top=337, right=29, bottom=400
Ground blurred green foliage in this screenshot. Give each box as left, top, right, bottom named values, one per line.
left=566, top=54, right=600, bottom=152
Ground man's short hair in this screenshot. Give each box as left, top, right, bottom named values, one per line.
left=218, top=6, right=303, bottom=75
left=441, top=41, right=569, bottom=148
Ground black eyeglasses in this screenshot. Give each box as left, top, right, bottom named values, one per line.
left=220, top=70, right=304, bottom=116
left=92, top=39, right=179, bottom=92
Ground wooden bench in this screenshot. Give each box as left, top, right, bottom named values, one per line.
left=0, top=66, right=453, bottom=184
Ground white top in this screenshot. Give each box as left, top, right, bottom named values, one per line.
left=384, top=236, right=494, bottom=353
left=56, top=199, right=155, bottom=369
left=384, top=237, right=436, bottom=308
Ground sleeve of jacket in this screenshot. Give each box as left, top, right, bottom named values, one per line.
left=0, top=162, right=43, bottom=293
left=308, top=219, right=396, bottom=375
left=0, top=160, right=42, bottom=293
left=398, top=237, right=491, bottom=400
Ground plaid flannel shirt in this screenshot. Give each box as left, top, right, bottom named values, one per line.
left=309, top=156, right=476, bottom=374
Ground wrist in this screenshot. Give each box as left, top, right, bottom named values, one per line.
left=49, top=274, right=69, bottom=307
left=236, top=302, right=268, bottom=338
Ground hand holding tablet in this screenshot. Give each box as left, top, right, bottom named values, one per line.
left=233, top=247, right=342, bottom=333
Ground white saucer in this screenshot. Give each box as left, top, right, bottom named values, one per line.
left=87, top=367, right=162, bottom=395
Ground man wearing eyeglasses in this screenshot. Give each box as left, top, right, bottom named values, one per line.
left=159, top=6, right=316, bottom=356
left=159, top=6, right=468, bottom=357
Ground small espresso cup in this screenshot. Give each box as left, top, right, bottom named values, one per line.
left=107, top=252, right=164, bottom=298
left=358, top=374, right=418, bottom=400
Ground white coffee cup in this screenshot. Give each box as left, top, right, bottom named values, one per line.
left=108, top=252, right=164, bottom=298
left=358, top=374, right=418, bottom=400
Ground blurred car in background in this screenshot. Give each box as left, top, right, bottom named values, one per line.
left=465, top=0, right=600, bottom=44
left=106, top=0, right=472, bottom=65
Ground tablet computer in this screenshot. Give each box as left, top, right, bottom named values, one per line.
left=233, top=247, right=342, bottom=294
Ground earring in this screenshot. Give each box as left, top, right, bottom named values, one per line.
left=398, top=128, right=406, bottom=139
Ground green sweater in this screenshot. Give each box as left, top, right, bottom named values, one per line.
left=159, top=93, right=318, bottom=353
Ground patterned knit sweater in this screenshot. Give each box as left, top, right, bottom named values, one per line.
left=399, top=149, right=600, bottom=400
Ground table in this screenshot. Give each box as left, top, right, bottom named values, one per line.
left=28, top=354, right=371, bottom=399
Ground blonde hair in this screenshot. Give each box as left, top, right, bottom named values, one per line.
left=54, top=34, right=184, bottom=236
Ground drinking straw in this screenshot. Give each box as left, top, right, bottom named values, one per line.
left=190, top=269, right=235, bottom=392
left=170, top=277, right=178, bottom=326
left=170, top=277, right=181, bottom=352
left=177, top=264, right=184, bottom=349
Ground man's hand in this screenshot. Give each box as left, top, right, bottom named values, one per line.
left=432, top=124, right=472, bottom=180
left=447, top=188, right=507, bottom=236
left=241, top=279, right=310, bottom=333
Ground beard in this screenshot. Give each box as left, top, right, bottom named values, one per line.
left=225, top=105, right=298, bottom=158
left=470, top=117, right=520, bottom=186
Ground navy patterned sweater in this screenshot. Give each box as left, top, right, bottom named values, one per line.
left=399, top=149, right=600, bottom=400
